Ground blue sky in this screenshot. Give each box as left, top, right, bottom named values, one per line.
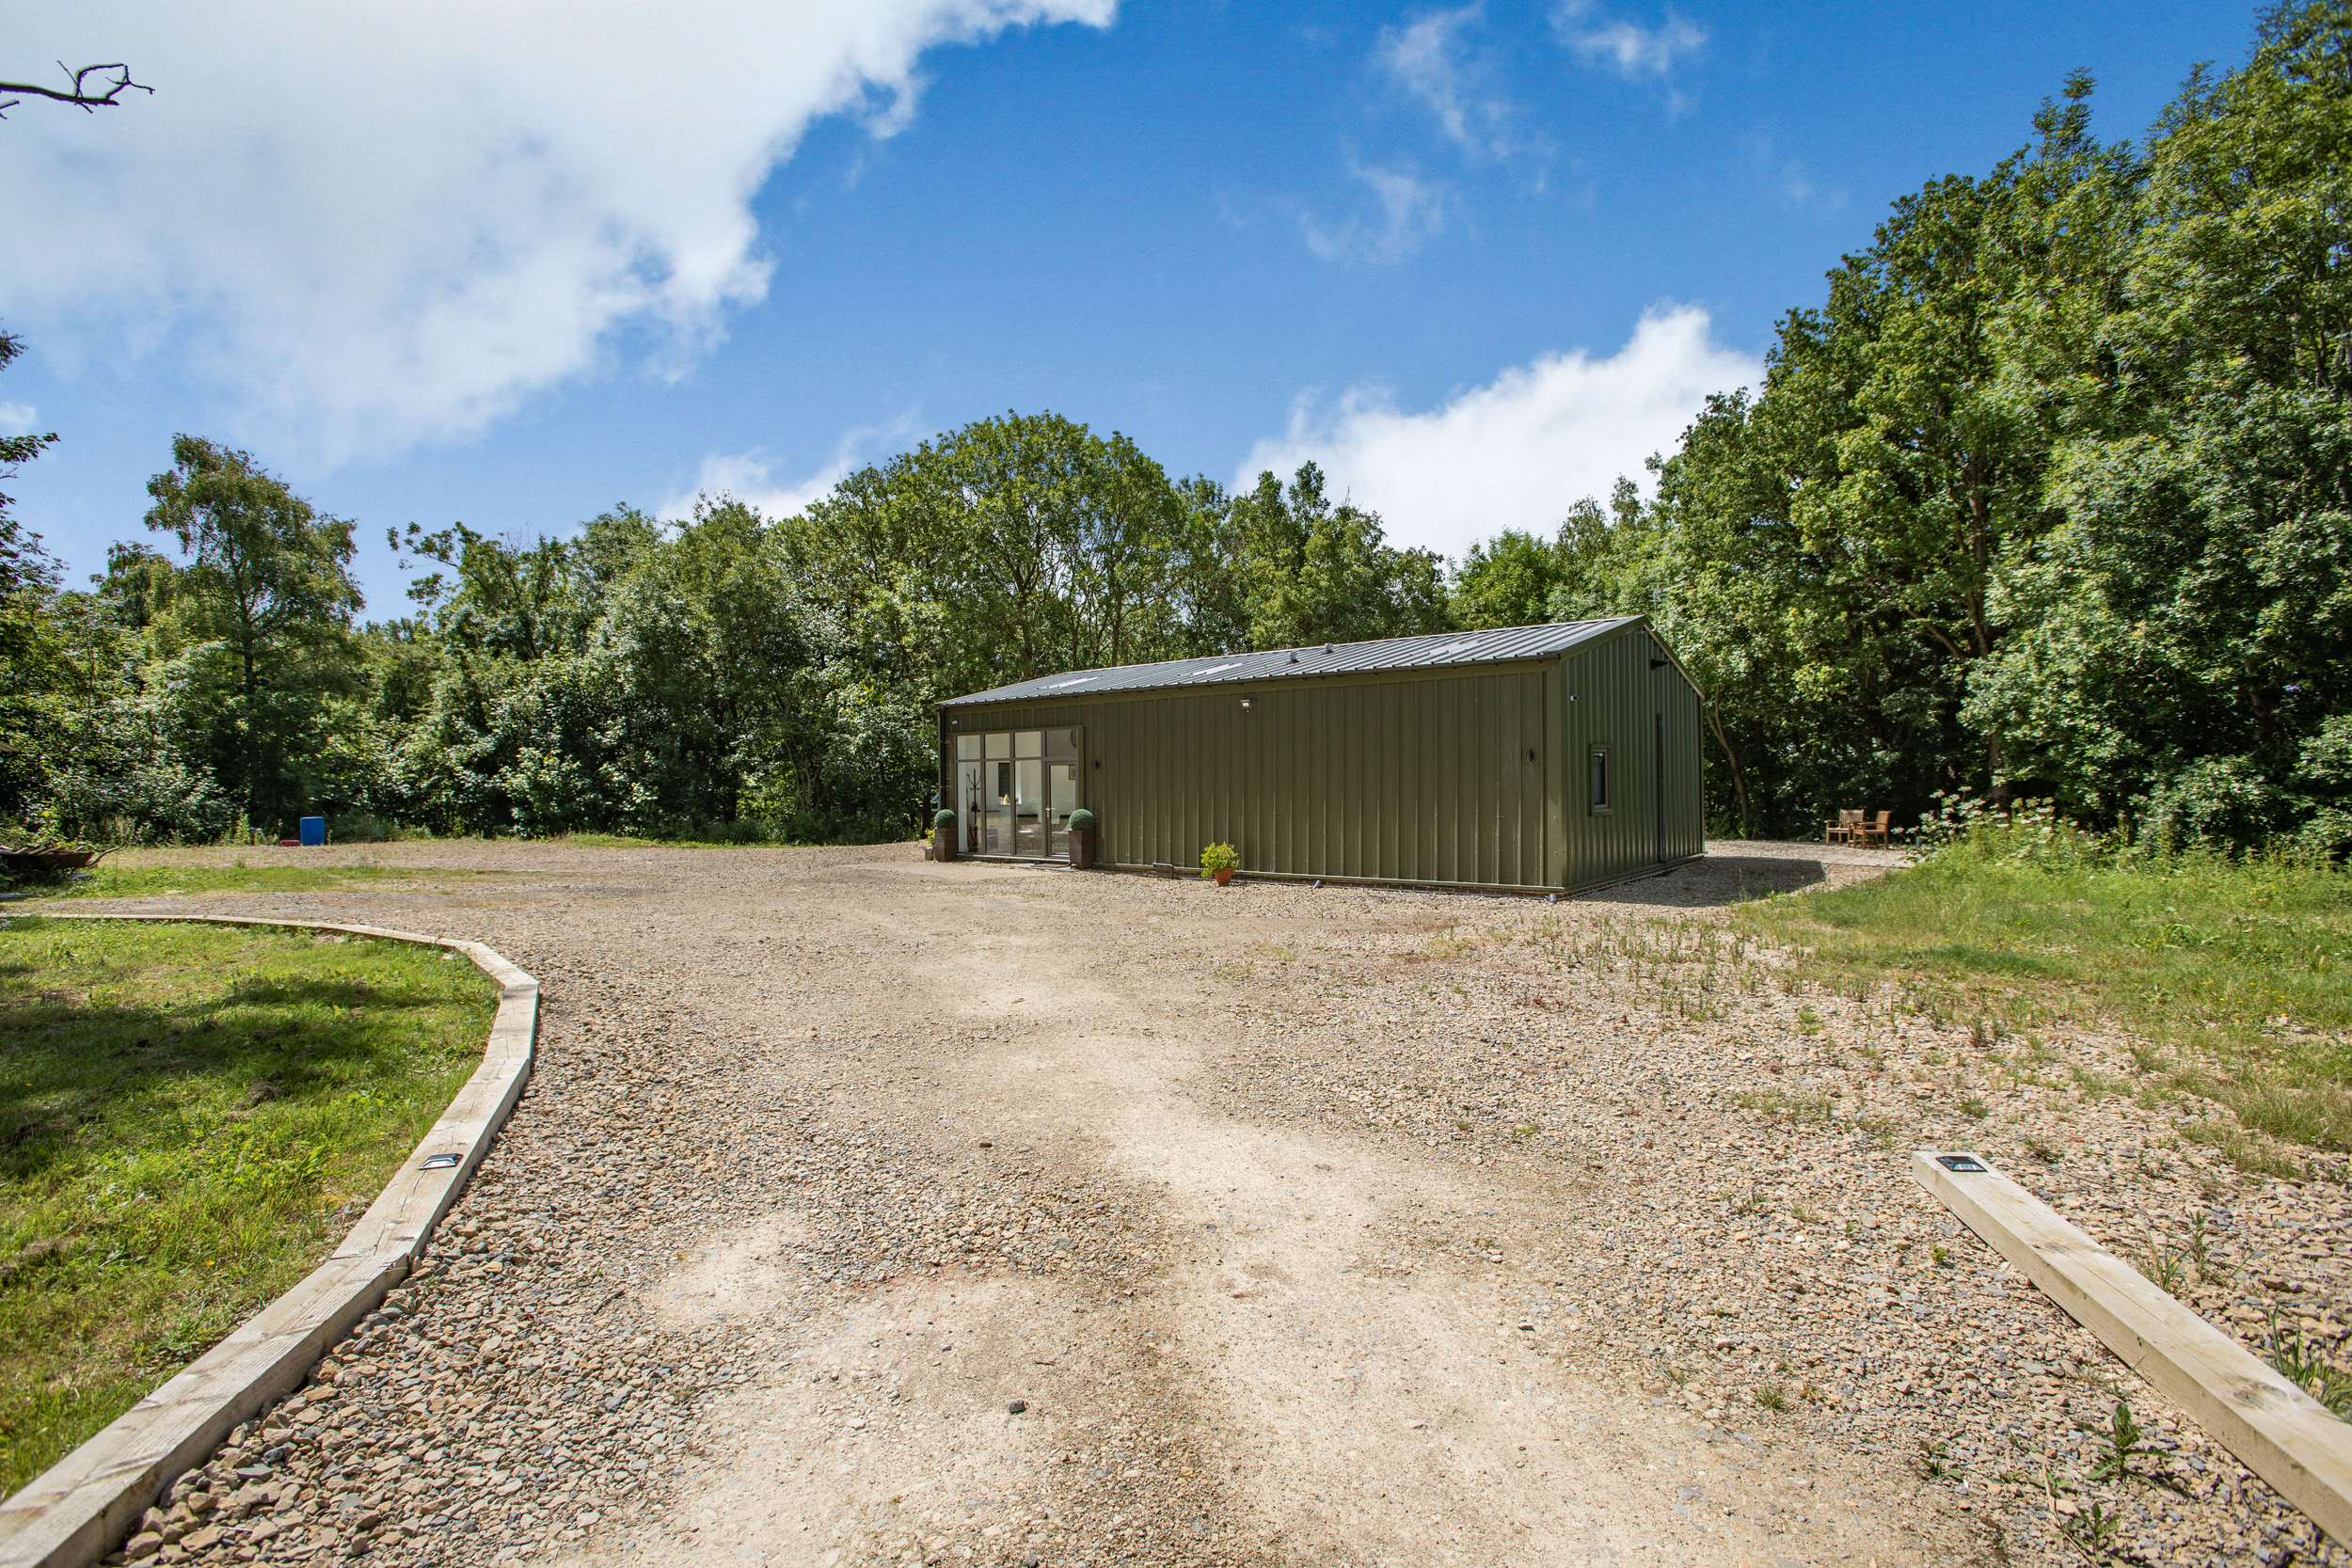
left=1, top=0, right=2257, bottom=611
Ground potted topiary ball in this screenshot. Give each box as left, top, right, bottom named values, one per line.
left=1067, top=807, right=1097, bottom=869
left=933, top=807, right=958, bottom=862
left=1200, top=841, right=1240, bottom=887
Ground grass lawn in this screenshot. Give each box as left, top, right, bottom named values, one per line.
left=5, top=860, right=453, bottom=903
left=0, top=917, right=496, bottom=1497
left=1737, top=844, right=2352, bottom=1161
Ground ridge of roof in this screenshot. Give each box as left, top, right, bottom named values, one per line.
left=939, top=616, right=1644, bottom=707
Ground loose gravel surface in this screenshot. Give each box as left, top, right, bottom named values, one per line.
left=54, top=840, right=2352, bottom=1568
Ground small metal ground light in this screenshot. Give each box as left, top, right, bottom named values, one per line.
left=421, top=1152, right=462, bottom=1170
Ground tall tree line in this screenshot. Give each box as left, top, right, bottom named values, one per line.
left=1450, top=3, right=2352, bottom=847
left=0, top=407, right=1444, bottom=843
left=2, top=3, right=2344, bottom=848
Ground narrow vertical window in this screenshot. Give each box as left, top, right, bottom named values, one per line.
left=1590, top=746, right=1612, bottom=813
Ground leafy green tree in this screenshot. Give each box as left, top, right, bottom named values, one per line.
left=1451, top=530, right=1561, bottom=630
left=1231, top=463, right=1448, bottom=649
left=1449, top=483, right=1645, bottom=631
left=1966, top=4, right=2352, bottom=847
left=143, top=436, right=362, bottom=831
left=0, top=329, right=68, bottom=829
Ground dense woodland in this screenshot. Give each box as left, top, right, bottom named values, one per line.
left=2, top=5, right=2346, bottom=848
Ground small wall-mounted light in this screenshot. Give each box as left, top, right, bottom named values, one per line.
left=1650, top=658, right=1668, bottom=670
left=1240, top=699, right=1252, bottom=710
left=1527, top=748, right=1537, bottom=761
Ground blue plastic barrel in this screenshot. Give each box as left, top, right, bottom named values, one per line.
left=299, top=816, right=326, bottom=846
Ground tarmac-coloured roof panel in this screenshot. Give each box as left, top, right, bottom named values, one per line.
left=939, top=617, right=1641, bottom=707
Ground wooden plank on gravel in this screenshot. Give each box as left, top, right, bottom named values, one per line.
left=1912, top=1148, right=2352, bottom=1545
left=0, top=913, right=537, bottom=1568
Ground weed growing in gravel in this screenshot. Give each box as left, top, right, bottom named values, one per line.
left=1735, top=838, right=2352, bottom=1159
left=1959, top=1094, right=1989, bottom=1119
left=0, top=917, right=494, bottom=1494
left=2185, top=1212, right=2213, bottom=1274
left=2137, top=1242, right=2185, bottom=1295
left=2083, top=1398, right=2159, bottom=1484
left=1732, top=1088, right=1834, bottom=1124
left=1855, top=1115, right=1901, bottom=1148
left=1931, top=1244, right=1952, bottom=1267
left=2057, top=1495, right=2123, bottom=1556
left=2180, top=1123, right=2308, bottom=1180
left=2026, top=1137, right=2063, bottom=1163
left=1751, top=1383, right=1788, bottom=1412
left=2262, top=1304, right=2352, bottom=1418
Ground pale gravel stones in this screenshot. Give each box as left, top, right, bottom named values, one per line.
left=72, top=839, right=2352, bottom=1568
left=1200, top=849, right=2352, bottom=1568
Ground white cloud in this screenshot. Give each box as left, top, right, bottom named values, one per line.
left=0, top=2, right=1112, bottom=461
left=0, top=402, right=39, bottom=437
left=1377, top=6, right=1544, bottom=165
left=1236, top=305, right=1758, bottom=561
left=659, top=414, right=919, bottom=521
left=1300, top=162, right=1450, bottom=264
left=1551, top=0, right=1705, bottom=83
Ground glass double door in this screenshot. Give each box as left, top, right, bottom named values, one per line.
left=954, top=728, right=1080, bottom=859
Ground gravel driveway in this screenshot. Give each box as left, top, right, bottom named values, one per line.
left=67, top=841, right=2346, bottom=1568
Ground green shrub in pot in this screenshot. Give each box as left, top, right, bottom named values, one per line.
left=934, top=808, right=957, bottom=831
left=1068, top=808, right=1095, bottom=833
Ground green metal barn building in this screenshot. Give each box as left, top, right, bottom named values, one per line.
left=936, top=616, right=1705, bottom=895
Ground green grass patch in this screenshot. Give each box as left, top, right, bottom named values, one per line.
left=8, top=860, right=450, bottom=903
left=1737, top=844, right=2352, bottom=1153
left=0, top=916, right=495, bottom=1497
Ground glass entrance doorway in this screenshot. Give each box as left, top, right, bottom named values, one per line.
left=954, top=727, right=1082, bottom=859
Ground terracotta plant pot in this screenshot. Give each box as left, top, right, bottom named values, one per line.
left=1214, top=866, right=1234, bottom=887
left=1068, top=827, right=1095, bottom=870
left=933, top=826, right=956, bottom=862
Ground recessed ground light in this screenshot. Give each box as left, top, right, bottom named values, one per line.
left=421, top=1153, right=462, bottom=1170
left=1935, top=1154, right=1987, bottom=1173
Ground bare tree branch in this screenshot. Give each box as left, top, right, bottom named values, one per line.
left=0, top=62, right=152, bottom=119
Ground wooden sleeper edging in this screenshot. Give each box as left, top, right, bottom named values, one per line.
left=0, top=914, right=538, bottom=1568
left=1912, top=1148, right=2352, bottom=1546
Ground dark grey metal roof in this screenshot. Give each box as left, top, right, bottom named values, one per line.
left=940, top=617, right=1643, bottom=707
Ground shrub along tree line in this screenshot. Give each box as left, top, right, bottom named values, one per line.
left=0, top=4, right=2344, bottom=847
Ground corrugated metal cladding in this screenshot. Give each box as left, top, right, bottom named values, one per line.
left=939, top=618, right=1704, bottom=895
left=1561, top=624, right=1706, bottom=885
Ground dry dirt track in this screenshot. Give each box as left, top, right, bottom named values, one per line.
left=59, top=841, right=2342, bottom=1568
